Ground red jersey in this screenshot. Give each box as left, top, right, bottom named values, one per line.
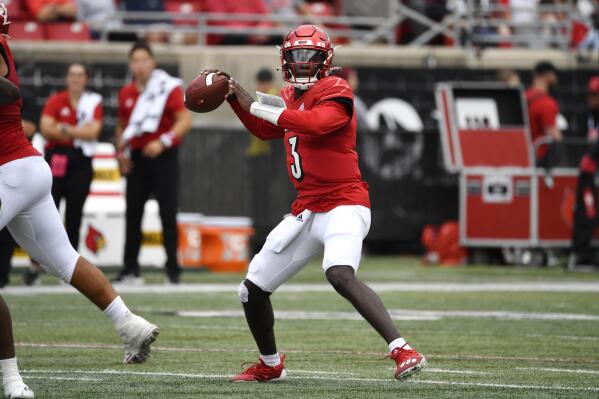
left=0, top=36, right=39, bottom=166
left=42, top=90, right=104, bottom=151
left=526, top=88, right=559, bottom=160
left=230, top=76, right=370, bottom=215
left=118, top=82, right=185, bottom=150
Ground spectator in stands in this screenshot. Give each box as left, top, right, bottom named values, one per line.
left=579, top=11, right=599, bottom=52
left=114, top=41, right=192, bottom=285
left=76, top=0, right=117, bottom=38
left=510, top=0, right=539, bottom=47
left=526, top=61, right=562, bottom=166
left=569, top=76, right=599, bottom=270
left=22, top=63, right=103, bottom=286
left=26, top=0, right=77, bottom=22
left=204, top=0, right=277, bottom=45
left=497, top=69, right=521, bottom=87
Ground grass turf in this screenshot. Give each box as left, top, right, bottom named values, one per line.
left=2, top=257, right=599, bottom=398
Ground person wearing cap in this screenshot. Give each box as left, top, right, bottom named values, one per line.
left=569, top=76, right=599, bottom=271
left=526, top=61, right=562, bottom=166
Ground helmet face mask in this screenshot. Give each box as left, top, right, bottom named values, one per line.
left=280, top=25, right=334, bottom=90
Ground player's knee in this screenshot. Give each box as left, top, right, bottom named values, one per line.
left=326, top=265, right=355, bottom=290
left=238, top=279, right=270, bottom=304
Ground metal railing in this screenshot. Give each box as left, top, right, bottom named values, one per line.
left=93, top=1, right=585, bottom=49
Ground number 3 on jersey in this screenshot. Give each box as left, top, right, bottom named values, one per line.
left=288, top=136, right=303, bottom=181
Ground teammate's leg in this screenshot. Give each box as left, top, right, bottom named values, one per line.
left=8, top=192, right=159, bottom=364
left=0, top=295, right=33, bottom=398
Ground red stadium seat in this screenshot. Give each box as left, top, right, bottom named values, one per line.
left=9, top=21, right=45, bottom=41
left=4, top=0, right=33, bottom=21
left=165, top=1, right=200, bottom=25
left=45, top=22, right=91, bottom=42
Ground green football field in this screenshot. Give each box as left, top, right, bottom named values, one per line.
left=2, top=257, right=599, bottom=398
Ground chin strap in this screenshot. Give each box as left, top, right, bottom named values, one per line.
left=250, top=102, right=285, bottom=126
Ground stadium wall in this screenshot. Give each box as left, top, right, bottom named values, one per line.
left=12, top=43, right=598, bottom=251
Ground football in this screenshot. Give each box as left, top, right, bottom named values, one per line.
left=184, top=72, right=229, bottom=113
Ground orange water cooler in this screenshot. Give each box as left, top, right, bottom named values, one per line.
left=178, top=214, right=254, bottom=272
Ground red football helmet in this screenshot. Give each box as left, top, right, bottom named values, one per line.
left=280, top=25, right=334, bottom=90
left=0, top=3, right=10, bottom=36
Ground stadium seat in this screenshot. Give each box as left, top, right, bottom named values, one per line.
left=165, top=1, right=200, bottom=25
left=45, top=22, right=91, bottom=42
left=3, top=0, right=33, bottom=21
left=9, top=21, right=45, bottom=41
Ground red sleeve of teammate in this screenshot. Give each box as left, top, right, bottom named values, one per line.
left=228, top=98, right=285, bottom=140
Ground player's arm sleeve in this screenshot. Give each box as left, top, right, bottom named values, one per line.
left=41, top=95, right=58, bottom=118
left=276, top=100, right=351, bottom=136
left=228, top=97, right=285, bottom=140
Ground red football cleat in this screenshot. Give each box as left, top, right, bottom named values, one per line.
left=388, top=345, right=427, bottom=380
left=231, top=355, right=287, bottom=382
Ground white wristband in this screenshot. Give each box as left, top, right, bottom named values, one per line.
left=160, top=131, right=176, bottom=148
left=250, top=102, right=285, bottom=126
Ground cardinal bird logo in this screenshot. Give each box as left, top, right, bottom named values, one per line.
left=85, top=225, right=106, bottom=255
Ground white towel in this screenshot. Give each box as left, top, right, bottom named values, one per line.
left=122, top=69, right=183, bottom=144
left=74, top=91, right=103, bottom=157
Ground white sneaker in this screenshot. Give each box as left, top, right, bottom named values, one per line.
left=117, top=313, right=160, bottom=364
left=5, top=380, right=34, bottom=399
left=114, top=275, right=145, bottom=286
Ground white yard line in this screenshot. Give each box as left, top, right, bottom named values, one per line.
left=3, top=281, right=599, bottom=295
left=20, top=369, right=599, bottom=392
left=22, top=375, right=102, bottom=382
left=516, top=367, right=599, bottom=375
left=176, top=309, right=599, bottom=322
left=15, top=342, right=599, bottom=363
left=524, top=333, right=599, bottom=341
left=293, top=370, right=360, bottom=376
left=408, top=380, right=599, bottom=392
left=408, top=368, right=492, bottom=375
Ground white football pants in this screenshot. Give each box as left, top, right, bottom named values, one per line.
left=0, top=156, right=78, bottom=282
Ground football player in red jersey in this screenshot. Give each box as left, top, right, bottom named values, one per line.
left=205, top=25, right=426, bottom=382
left=0, top=5, right=159, bottom=398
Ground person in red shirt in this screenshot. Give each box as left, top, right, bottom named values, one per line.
left=25, top=0, right=77, bottom=22
left=526, top=61, right=562, bottom=164
left=206, top=25, right=426, bottom=383
left=0, top=7, right=159, bottom=398
left=18, top=63, right=104, bottom=286
left=114, top=41, right=192, bottom=284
